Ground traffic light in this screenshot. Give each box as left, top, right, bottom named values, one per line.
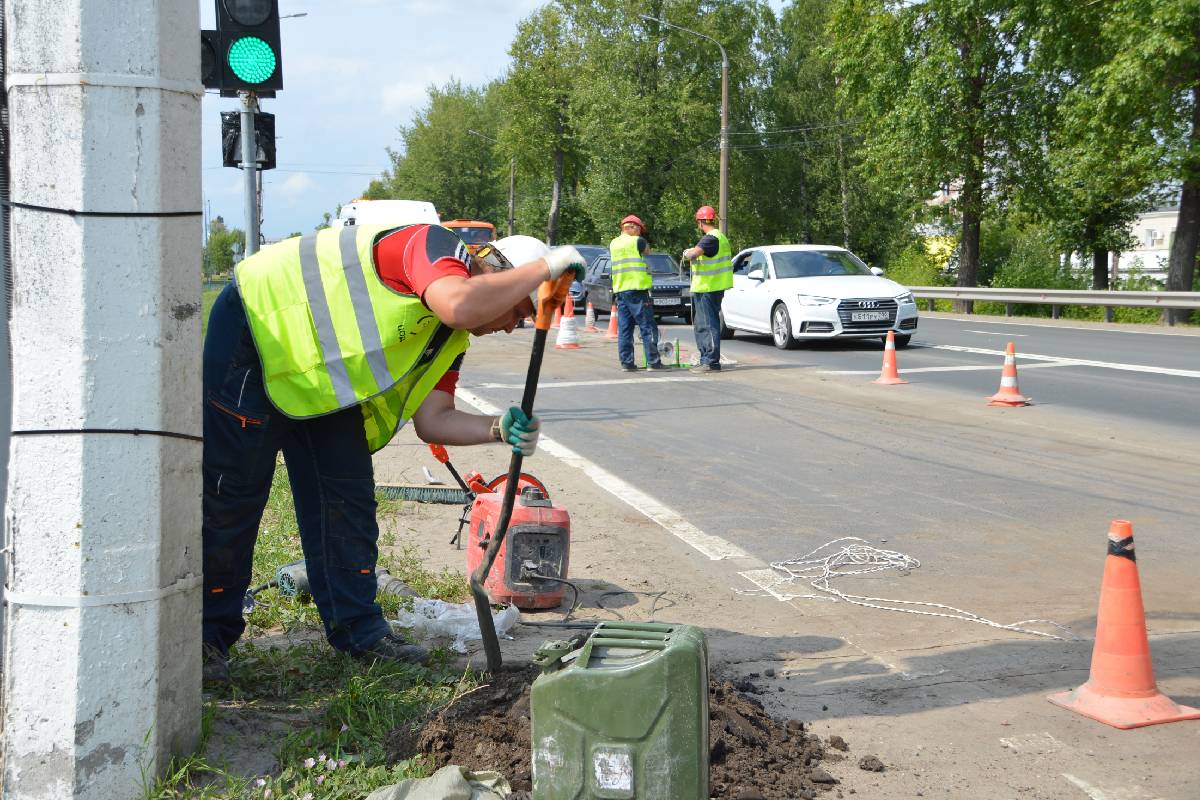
left=215, top=0, right=283, bottom=94
left=221, top=111, right=277, bottom=171
left=200, top=29, right=224, bottom=89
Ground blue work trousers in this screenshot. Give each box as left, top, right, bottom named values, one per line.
left=615, top=289, right=661, bottom=368
left=201, top=284, right=390, bottom=655
left=691, top=290, right=724, bottom=367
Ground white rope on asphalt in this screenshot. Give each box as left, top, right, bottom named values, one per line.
left=761, top=537, right=1079, bottom=641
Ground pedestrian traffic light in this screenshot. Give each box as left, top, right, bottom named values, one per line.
left=220, top=111, right=277, bottom=171
left=215, top=0, right=283, bottom=93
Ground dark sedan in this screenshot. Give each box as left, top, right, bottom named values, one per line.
left=578, top=252, right=692, bottom=323
left=567, top=245, right=608, bottom=311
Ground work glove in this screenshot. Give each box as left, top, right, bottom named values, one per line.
left=680, top=249, right=692, bottom=263
left=544, top=246, right=587, bottom=281
left=499, top=407, right=541, bottom=457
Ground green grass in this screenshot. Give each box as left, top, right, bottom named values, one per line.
left=201, top=288, right=221, bottom=338
left=148, top=459, right=478, bottom=798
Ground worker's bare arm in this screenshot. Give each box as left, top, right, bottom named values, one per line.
left=412, top=389, right=496, bottom=446
left=424, top=260, right=549, bottom=329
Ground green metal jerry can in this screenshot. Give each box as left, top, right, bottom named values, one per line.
left=530, top=622, right=709, bottom=799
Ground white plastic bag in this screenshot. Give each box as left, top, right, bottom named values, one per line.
left=393, top=598, right=520, bottom=654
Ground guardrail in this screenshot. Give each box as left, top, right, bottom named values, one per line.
left=909, top=286, right=1200, bottom=323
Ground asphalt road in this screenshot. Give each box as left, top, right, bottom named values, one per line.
left=462, top=314, right=1199, bottom=642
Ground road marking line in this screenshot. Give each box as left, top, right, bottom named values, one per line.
left=965, top=329, right=1028, bottom=336
left=479, top=376, right=702, bottom=390
left=929, top=344, right=1200, bottom=379
left=1000, top=732, right=1063, bottom=754
left=456, top=388, right=756, bottom=562
left=821, top=362, right=1070, bottom=375
left=1063, top=773, right=1162, bottom=800
left=938, top=316, right=1199, bottom=337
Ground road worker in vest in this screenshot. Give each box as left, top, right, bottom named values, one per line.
left=680, top=205, right=733, bottom=373
left=609, top=214, right=668, bottom=372
left=201, top=224, right=585, bottom=684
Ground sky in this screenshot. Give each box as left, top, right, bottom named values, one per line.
left=202, top=1, right=786, bottom=241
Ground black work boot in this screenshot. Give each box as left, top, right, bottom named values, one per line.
left=202, top=642, right=231, bottom=686
left=354, top=632, right=430, bottom=666
left=648, top=361, right=671, bottom=371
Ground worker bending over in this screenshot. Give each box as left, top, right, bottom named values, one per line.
left=202, top=223, right=583, bottom=683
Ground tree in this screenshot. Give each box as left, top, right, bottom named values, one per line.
left=1013, top=0, right=1154, bottom=289
left=500, top=6, right=582, bottom=245
left=560, top=0, right=775, bottom=254
left=203, top=217, right=244, bottom=277
left=757, top=0, right=911, bottom=264
left=829, top=0, right=1039, bottom=296
left=1037, top=0, right=1199, bottom=317
left=366, top=80, right=506, bottom=223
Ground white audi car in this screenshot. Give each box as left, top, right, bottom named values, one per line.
left=720, top=245, right=919, bottom=349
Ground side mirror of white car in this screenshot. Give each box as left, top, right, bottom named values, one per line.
left=870, top=266, right=884, bottom=276
left=747, top=268, right=765, bottom=281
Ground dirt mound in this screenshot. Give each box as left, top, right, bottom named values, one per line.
left=385, top=665, right=846, bottom=799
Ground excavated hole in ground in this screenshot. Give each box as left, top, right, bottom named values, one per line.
left=384, top=664, right=869, bottom=799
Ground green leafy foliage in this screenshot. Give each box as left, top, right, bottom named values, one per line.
left=204, top=217, right=245, bottom=278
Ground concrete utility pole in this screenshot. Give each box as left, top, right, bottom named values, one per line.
left=3, top=1, right=203, bottom=797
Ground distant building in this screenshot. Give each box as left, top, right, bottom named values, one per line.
left=1116, top=204, right=1178, bottom=280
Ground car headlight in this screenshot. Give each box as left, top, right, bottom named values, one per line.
left=895, top=291, right=915, bottom=305
left=796, top=294, right=836, bottom=306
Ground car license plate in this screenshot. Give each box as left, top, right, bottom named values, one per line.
left=653, top=297, right=681, bottom=306
left=851, top=310, right=890, bottom=322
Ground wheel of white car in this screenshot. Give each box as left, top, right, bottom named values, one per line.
left=893, top=333, right=911, bottom=348
left=772, top=303, right=798, bottom=350
left=719, top=309, right=734, bottom=340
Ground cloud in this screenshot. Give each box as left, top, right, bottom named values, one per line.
left=287, top=55, right=371, bottom=81
left=277, top=173, right=316, bottom=205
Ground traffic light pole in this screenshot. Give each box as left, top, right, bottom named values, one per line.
left=240, top=92, right=260, bottom=256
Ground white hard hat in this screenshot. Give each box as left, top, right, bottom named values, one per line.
left=488, top=235, right=550, bottom=268
left=483, top=235, right=550, bottom=309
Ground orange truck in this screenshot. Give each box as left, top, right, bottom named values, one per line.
left=442, top=219, right=496, bottom=254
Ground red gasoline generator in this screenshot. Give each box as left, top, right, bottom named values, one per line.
left=464, top=484, right=571, bottom=610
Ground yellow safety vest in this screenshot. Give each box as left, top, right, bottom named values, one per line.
left=609, top=233, right=651, bottom=293
left=690, top=228, right=733, bottom=293
left=234, top=224, right=469, bottom=452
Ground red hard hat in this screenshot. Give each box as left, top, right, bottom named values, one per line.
left=620, top=214, right=646, bottom=233
left=695, top=205, right=717, bottom=222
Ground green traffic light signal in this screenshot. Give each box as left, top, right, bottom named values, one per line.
left=226, top=35, right=277, bottom=85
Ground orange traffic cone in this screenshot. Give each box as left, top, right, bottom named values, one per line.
left=872, top=331, right=908, bottom=385
left=555, top=296, right=581, bottom=349
left=605, top=305, right=619, bottom=340
left=1048, top=520, right=1200, bottom=729
left=551, top=304, right=562, bottom=329
left=584, top=301, right=600, bottom=333
left=987, top=342, right=1030, bottom=406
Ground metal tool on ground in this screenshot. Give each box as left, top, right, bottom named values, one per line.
left=243, top=561, right=415, bottom=613
left=471, top=270, right=575, bottom=674
left=530, top=622, right=710, bottom=799
left=376, top=446, right=471, bottom=506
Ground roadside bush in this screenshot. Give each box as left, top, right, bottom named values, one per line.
left=975, top=224, right=1081, bottom=316
left=884, top=240, right=946, bottom=287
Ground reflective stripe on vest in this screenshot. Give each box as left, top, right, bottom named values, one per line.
left=235, top=224, right=469, bottom=450
left=690, top=228, right=734, bottom=293
left=609, top=233, right=651, bottom=292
